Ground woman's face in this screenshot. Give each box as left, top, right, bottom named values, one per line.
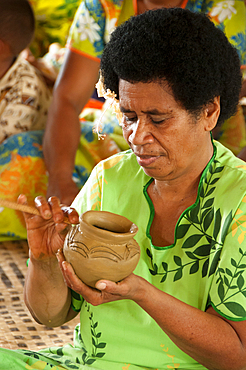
left=119, top=79, right=215, bottom=182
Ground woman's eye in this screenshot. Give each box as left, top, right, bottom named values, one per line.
left=124, top=115, right=137, bottom=122
left=151, top=119, right=164, bottom=124
left=151, top=118, right=165, bottom=124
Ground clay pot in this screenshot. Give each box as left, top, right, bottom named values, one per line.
left=63, top=210, right=140, bottom=288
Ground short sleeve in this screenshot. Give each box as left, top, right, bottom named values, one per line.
left=67, top=0, right=125, bottom=60
left=66, top=0, right=106, bottom=60
left=208, top=0, right=246, bottom=65
left=209, top=195, right=246, bottom=321
left=71, top=288, right=84, bottom=312
left=72, top=162, right=103, bottom=215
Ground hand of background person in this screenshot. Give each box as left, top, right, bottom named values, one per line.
left=18, top=194, right=79, bottom=261
left=46, top=176, right=80, bottom=206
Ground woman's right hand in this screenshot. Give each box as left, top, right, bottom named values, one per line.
left=18, top=194, right=79, bottom=261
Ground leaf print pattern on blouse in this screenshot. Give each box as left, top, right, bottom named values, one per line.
left=212, top=247, right=246, bottom=318
left=147, top=160, right=232, bottom=284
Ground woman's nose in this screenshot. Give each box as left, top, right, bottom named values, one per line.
left=128, top=119, right=153, bottom=145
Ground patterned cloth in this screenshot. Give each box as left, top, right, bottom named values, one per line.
left=0, top=112, right=123, bottom=241
left=67, top=0, right=246, bottom=64
left=0, top=0, right=245, bottom=241
left=29, top=0, right=81, bottom=57
left=1, top=140, right=246, bottom=369
left=0, top=57, right=52, bottom=143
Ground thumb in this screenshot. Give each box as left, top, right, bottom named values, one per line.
left=17, top=194, right=37, bottom=224
left=95, top=280, right=123, bottom=295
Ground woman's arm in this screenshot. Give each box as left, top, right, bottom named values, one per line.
left=43, top=50, right=100, bottom=205
left=134, top=279, right=246, bottom=370
left=19, top=194, right=80, bottom=327
left=58, top=258, right=246, bottom=370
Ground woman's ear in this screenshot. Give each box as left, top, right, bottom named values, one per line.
left=203, top=96, right=220, bottom=131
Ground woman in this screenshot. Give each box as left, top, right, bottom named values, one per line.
left=43, top=0, right=246, bottom=205
left=2, top=7, right=246, bottom=370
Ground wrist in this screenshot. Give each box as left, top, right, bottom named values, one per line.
left=131, top=275, right=150, bottom=304
left=29, top=252, right=59, bottom=271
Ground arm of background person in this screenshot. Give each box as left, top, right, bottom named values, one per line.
left=43, top=49, right=100, bottom=205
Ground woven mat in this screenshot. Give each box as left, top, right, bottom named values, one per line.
left=0, top=240, right=80, bottom=350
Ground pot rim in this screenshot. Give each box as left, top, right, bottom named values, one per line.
left=80, top=210, right=138, bottom=240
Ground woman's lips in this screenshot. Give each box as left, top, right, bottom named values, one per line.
left=135, top=154, right=160, bottom=167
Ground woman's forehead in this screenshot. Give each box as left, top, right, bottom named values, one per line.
left=118, top=79, right=179, bottom=110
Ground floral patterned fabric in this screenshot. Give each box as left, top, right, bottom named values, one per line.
left=29, top=0, right=81, bottom=57
left=67, top=0, right=246, bottom=64
left=1, top=140, right=246, bottom=369
left=0, top=111, right=123, bottom=241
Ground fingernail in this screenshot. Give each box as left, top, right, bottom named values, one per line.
left=44, top=210, right=52, bottom=218
left=96, top=282, right=106, bottom=290
left=62, top=261, right=67, bottom=271
left=56, top=249, right=61, bottom=261
left=54, top=214, right=63, bottom=223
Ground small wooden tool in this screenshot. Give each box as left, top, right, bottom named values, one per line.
left=0, top=198, right=70, bottom=224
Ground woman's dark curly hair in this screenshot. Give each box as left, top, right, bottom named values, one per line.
left=100, top=8, right=242, bottom=126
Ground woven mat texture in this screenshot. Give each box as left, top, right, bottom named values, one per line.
left=0, top=240, right=80, bottom=350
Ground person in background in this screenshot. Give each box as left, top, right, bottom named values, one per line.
left=2, top=8, right=246, bottom=369
left=0, top=0, right=51, bottom=143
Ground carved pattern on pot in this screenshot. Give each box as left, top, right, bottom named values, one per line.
left=63, top=211, right=140, bottom=287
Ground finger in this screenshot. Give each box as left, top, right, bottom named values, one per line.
left=56, top=248, right=66, bottom=270
left=17, top=194, right=33, bottom=223
left=47, top=196, right=64, bottom=223
left=60, top=205, right=79, bottom=224
left=34, top=195, right=52, bottom=220
left=17, top=193, right=28, bottom=206
left=58, top=257, right=104, bottom=305
left=56, top=250, right=85, bottom=290
left=61, top=260, right=88, bottom=292
left=18, top=194, right=44, bottom=224
left=95, top=275, right=134, bottom=297
left=95, top=280, right=123, bottom=295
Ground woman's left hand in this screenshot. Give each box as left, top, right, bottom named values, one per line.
left=56, top=249, right=145, bottom=305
